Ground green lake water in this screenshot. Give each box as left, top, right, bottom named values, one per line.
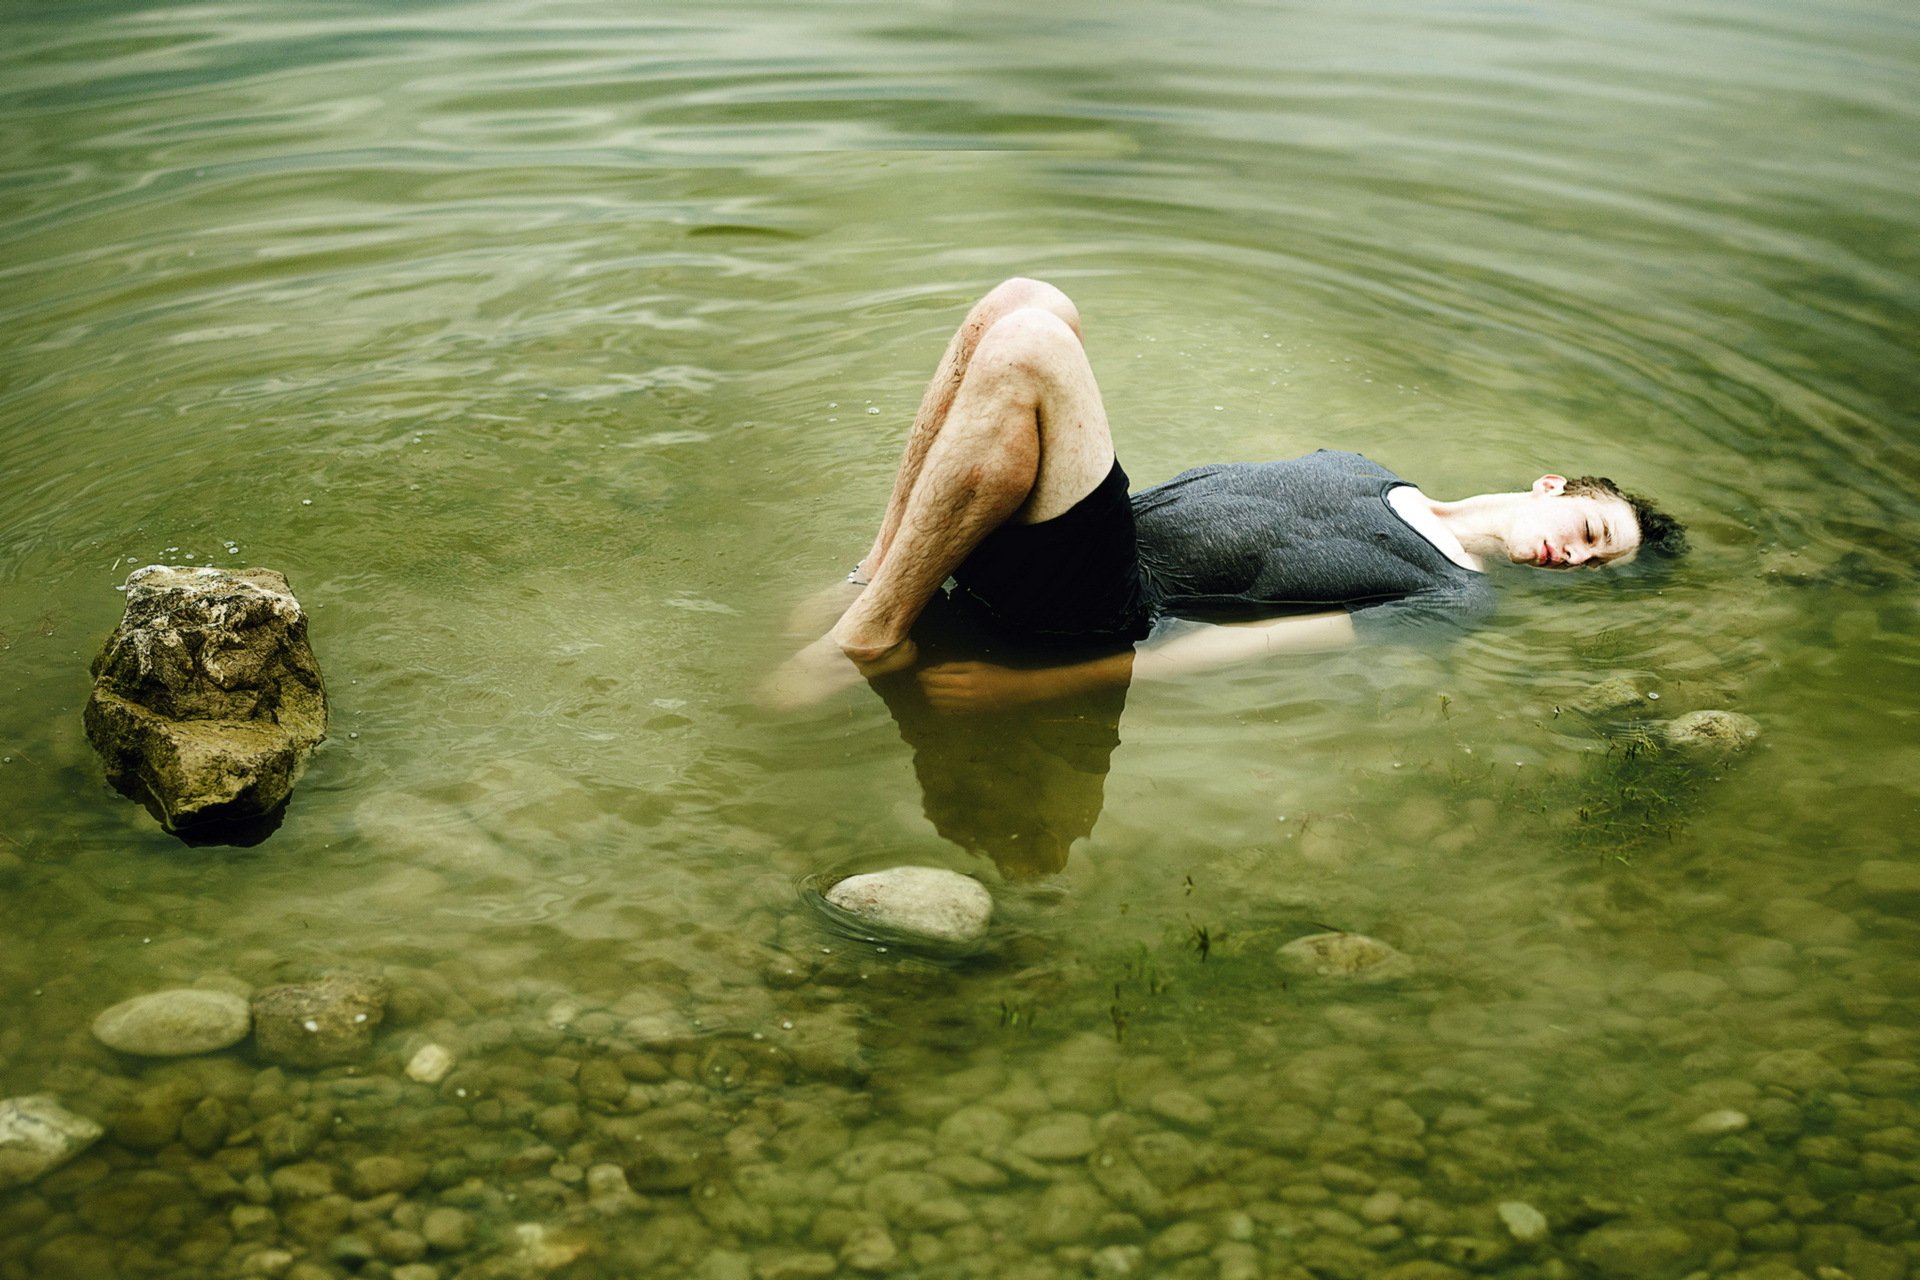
left=3, top=0, right=1918, bottom=1277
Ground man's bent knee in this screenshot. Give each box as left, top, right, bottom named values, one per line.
left=972, top=278, right=1082, bottom=342
left=971, top=307, right=1084, bottom=382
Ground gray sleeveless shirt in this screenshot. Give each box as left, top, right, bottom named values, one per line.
left=1130, top=450, right=1495, bottom=638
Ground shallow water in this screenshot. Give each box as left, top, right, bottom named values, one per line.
left=3, top=0, right=1918, bottom=1277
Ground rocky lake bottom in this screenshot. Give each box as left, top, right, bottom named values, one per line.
left=3, top=692, right=1916, bottom=1280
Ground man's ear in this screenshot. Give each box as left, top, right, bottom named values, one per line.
left=1532, top=474, right=1567, bottom=496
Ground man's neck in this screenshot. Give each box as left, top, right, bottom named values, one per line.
left=1429, top=490, right=1533, bottom=558
left=1402, top=488, right=1532, bottom=568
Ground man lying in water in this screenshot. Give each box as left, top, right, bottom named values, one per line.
left=767, top=278, right=1685, bottom=713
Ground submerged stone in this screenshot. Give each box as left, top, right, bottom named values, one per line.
left=1572, top=1221, right=1700, bottom=1279
left=84, top=566, right=327, bottom=834
left=252, top=974, right=387, bottom=1067
left=350, top=1154, right=428, bottom=1196
left=0, top=1095, right=103, bottom=1191
left=509, top=1222, right=589, bottom=1272
left=1014, top=1112, right=1097, bottom=1161
left=112, top=1084, right=191, bottom=1151
left=1687, top=1108, right=1751, bottom=1136
left=824, top=866, right=992, bottom=944
left=179, top=1097, right=230, bottom=1155
left=421, top=1207, right=473, bottom=1252
left=91, top=988, right=251, bottom=1057
left=1660, top=709, right=1760, bottom=757
left=1497, top=1200, right=1549, bottom=1243
left=1855, top=860, right=1920, bottom=903
left=839, top=1223, right=899, bottom=1273
left=1570, top=676, right=1653, bottom=718
left=1277, top=931, right=1414, bottom=983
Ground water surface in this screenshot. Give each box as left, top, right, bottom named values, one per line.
left=3, top=0, right=1918, bottom=1276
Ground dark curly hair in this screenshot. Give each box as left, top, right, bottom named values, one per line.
left=1563, top=475, right=1687, bottom=559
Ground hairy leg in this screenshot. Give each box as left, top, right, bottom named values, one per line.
left=785, top=278, right=1081, bottom=639
left=859, top=277, right=1087, bottom=580
left=764, top=288, right=1119, bottom=708
left=831, top=303, right=1116, bottom=663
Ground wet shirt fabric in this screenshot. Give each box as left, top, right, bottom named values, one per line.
left=1131, top=450, right=1495, bottom=639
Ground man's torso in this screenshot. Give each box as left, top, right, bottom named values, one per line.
left=1130, top=450, right=1495, bottom=635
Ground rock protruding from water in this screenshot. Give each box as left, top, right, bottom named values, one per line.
left=91, top=988, right=251, bottom=1057
left=1661, top=709, right=1760, bottom=758
left=1277, top=931, right=1414, bottom=983
left=252, top=974, right=387, bottom=1067
left=0, top=1095, right=103, bottom=1191
left=84, top=565, right=327, bottom=834
left=825, top=866, right=993, bottom=944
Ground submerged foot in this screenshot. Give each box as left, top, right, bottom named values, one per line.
left=759, top=634, right=919, bottom=711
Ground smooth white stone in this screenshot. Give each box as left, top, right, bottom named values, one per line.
left=825, top=866, right=992, bottom=944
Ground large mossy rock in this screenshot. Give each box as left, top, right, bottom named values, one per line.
left=85, top=566, right=327, bottom=833
left=252, top=974, right=387, bottom=1067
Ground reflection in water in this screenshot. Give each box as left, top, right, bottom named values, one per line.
left=872, top=595, right=1130, bottom=880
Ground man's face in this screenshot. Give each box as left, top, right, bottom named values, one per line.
left=1506, top=475, right=1640, bottom=570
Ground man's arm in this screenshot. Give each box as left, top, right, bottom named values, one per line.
left=1132, top=609, right=1356, bottom=680
left=916, top=610, right=1356, bottom=713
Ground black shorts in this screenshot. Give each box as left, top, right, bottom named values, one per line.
left=947, top=459, right=1151, bottom=650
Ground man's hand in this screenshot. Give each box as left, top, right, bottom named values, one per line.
left=916, top=660, right=1044, bottom=715
left=918, top=649, right=1140, bottom=713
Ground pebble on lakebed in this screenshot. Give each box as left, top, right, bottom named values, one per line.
left=1497, top=1199, right=1550, bottom=1243
left=406, top=1042, right=455, bottom=1084
left=1277, top=931, right=1413, bottom=983
left=91, top=988, right=251, bottom=1057
left=1569, top=675, right=1653, bottom=718
left=823, top=865, right=993, bottom=944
